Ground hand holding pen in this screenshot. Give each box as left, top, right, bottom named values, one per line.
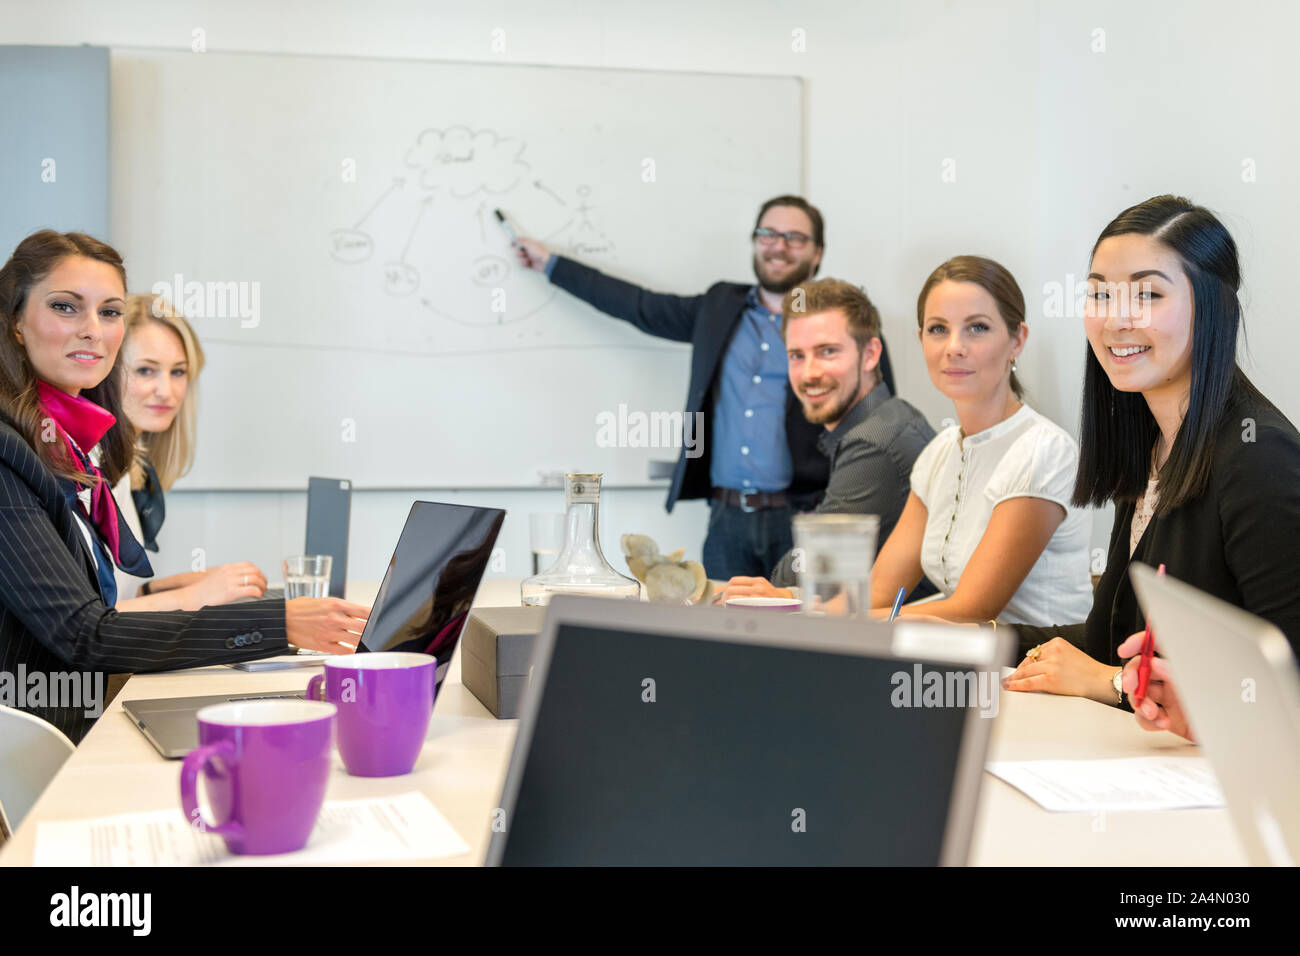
left=1134, top=563, right=1166, bottom=708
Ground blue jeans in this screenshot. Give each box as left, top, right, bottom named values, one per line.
left=701, top=501, right=795, bottom=581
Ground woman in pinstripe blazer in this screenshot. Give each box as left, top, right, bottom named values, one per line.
left=0, top=231, right=368, bottom=743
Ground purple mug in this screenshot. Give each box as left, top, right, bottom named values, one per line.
left=305, top=652, right=436, bottom=777
left=180, top=699, right=336, bottom=856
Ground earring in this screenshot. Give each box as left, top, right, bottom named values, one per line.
left=1010, top=359, right=1018, bottom=373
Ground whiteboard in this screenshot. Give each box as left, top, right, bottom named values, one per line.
left=108, top=49, right=802, bottom=488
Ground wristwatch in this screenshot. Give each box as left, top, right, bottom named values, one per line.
left=1111, top=667, right=1125, bottom=705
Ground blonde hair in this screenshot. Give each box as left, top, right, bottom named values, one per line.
left=121, top=294, right=206, bottom=491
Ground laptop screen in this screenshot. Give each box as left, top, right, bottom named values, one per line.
left=497, top=621, right=982, bottom=866
left=356, top=502, right=505, bottom=680
left=305, top=477, right=351, bottom=598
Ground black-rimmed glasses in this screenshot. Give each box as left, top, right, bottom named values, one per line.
left=752, top=227, right=813, bottom=248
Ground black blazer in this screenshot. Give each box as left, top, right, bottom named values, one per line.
left=0, top=419, right=291, bottom=743
left=549, top=256, right=834, bottom=511
left=1016, top=378, right=1300, bottom=666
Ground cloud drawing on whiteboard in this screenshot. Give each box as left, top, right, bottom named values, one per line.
left=404, top=126, right=529, bottom=197
left=328, top=127, right=619, bottom=334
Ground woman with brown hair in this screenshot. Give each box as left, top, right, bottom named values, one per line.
left=0, top=230, right=367, bottom=743
left=867, top=255, right=1093, bottom=626
left=110, top=294, right=269, bottom=610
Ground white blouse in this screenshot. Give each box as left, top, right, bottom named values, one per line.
left=909, top=404, right=1094, bottom=627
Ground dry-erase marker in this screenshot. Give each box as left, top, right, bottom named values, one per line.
left=493, top=208, right=518, bottom=244
left=1134, top=562, right=1167, bottom=707
left=491, top=209, right=522, bottom=247
left=494, top=209, right=534, bottom=267
left=888, top=586, right=906, bottom=622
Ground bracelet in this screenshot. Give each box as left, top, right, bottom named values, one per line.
left=140, top=581, right=153, bottom=596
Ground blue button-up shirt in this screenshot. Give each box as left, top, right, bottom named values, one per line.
left=545, top=257, right=792, bottom=492
left=709, top=287, right=792, bottom=492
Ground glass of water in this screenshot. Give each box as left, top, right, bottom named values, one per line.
left=283, top=555, right=332, bottom=599
left=792, top=514, right=879, bottom=617
left=528, top=512, right=566, bottom=575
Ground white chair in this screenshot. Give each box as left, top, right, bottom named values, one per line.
left=0, top=706, right=75, bottom=836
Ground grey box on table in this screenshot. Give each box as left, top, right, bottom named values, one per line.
left=461, top=606, right=546, bottom=718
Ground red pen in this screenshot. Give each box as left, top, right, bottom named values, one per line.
left=1134, top=563, right=1167, bottom=707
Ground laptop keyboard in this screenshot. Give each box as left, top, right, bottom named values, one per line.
left=230, top=586, right=285, bottom=604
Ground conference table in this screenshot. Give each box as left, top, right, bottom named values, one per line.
left=0, top=578, right=1247, bottom=866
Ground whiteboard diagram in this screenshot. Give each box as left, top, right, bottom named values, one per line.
left=328, top=126, right=617, bottom=329
left=110, top=49, right=801, bottom=487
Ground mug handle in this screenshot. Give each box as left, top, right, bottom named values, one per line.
left=305, top=674, right=326, bottom=701
left=180, top=740, right=243, bottom=839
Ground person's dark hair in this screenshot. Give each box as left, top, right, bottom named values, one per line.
left=0, top=230, right=135, bottom=486
left=755, top=195, right=825, bottom=253
left=916, top=255, right=1026, bottom=399
left=1073, top=195, right=1262, bottom=514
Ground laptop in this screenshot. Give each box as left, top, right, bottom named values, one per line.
left=257, top=476, right=352, bottom=601
left=1130, top=564, right=1300, bottom=866
left=305, top=476, right=351, bottom=598
left=124, top=500, right=506, bottom=758
left=487, top=596, right=1012, bottom=866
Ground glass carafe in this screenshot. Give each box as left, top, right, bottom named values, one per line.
left=520, top=473, right=642, bottom=605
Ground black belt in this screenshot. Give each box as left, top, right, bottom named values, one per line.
left=711, top=488, right=790, bottom=513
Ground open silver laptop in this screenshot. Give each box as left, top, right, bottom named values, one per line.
left=487, top=596, right=1012, bottom=866
left=1131, top=563, right=1300, bottom=866
left=124, top=500, right=505, bottom=758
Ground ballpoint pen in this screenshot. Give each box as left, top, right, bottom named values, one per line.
left=888, top=586, right=906, bottom=622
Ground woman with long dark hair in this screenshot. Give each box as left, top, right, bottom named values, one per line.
left=1003, top=196, right=1300, bottom=739
left=0, top=231, right=368, bottom=743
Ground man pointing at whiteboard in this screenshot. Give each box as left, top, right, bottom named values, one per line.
left=513, top=196, right=831, bottom=580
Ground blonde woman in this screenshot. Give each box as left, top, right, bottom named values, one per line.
left=112, top=294, right=268, bottom=610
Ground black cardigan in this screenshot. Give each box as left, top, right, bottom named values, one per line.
left=548, top=256, right=830, bottom=511
left=1016, top=380, right=1300, bottom=667
left=0, top=419, right=291, bottom=743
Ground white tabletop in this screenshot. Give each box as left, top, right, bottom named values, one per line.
left=0, top=577, right=1247, bottom=866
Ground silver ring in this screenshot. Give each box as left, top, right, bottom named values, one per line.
left=243, top=575, right=248, bottom=587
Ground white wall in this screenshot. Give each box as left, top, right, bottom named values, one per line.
left=8, top=0, right=1299, bottom=582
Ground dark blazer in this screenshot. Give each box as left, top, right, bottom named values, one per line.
left=0, top=419, right=291, bottom=743
left=549, top=256, right=833, bottom=511
left=1016, top=377, right=1300, bottom=667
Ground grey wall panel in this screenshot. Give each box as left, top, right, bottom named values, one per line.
left=0, top=45, right=109, bottom=257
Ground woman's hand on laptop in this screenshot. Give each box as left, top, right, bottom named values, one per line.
left=712, top=576, right=794, bottom=605
left=178, top=562, right=268, bottom=610
left=1118, top=632, right=1195, bottom=741
left=286, top=598, right=371, bottom=654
